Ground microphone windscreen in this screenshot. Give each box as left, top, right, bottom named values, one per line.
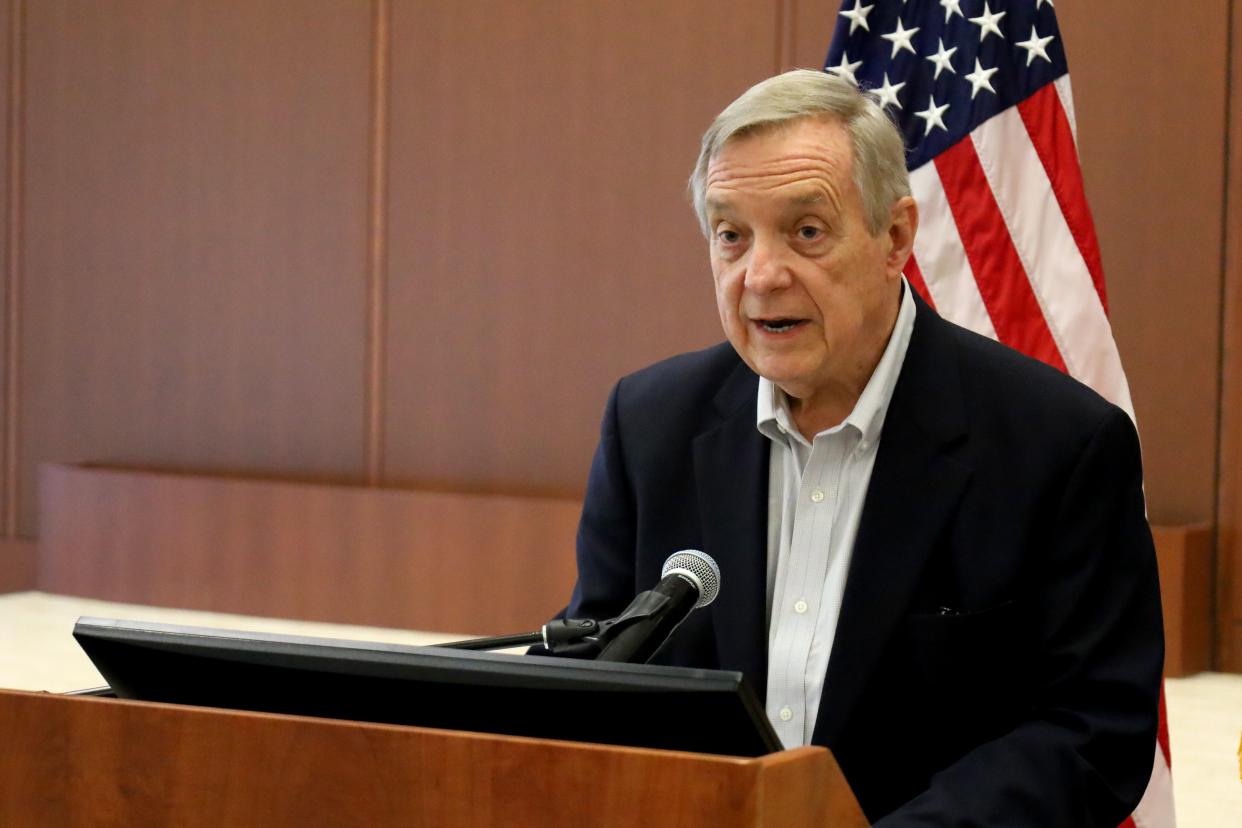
left=660, top=549, right=720, bottom=609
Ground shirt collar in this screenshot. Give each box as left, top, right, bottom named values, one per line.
left=756, top=277, right=917, bottom=447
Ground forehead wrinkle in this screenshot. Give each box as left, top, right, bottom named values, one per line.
left=705, top=154, right=846, bottom=187
left=705, top=166, right=846, bottom=218
left=705, top=145, right=850, bottom=216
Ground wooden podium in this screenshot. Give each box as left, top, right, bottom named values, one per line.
left=0, top=688, right=868, bottom=827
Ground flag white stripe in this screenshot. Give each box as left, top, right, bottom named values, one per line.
left=969, top=108, right=1135, bottom=418
left=1132, top=744, right=1177, bottom=827
left=908, top=164, right=998, bottom=340
left=1054, top=75, right=1079, bottom=150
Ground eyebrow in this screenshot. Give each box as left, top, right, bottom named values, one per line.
left=789, top=191, right=825, bottom=206
left=706, top=190, right=825, bottom=214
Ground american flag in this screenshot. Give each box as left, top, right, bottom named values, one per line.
left=824, top=2, right=1174, bottom=826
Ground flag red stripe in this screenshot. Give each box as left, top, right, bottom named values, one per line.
left=933, top=140, right=1068, bottom=372
left=1157, top=683, right=1171, bottom=766
left=1017, top=85, right=1110, bottom=314
left=904, top=254, right=935, bottom=310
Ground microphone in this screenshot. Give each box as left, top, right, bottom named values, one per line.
left=594, top=550, right=721, bottom=664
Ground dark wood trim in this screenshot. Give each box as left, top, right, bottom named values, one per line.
left=1219, top=0, right=1242, bottom=673
left=0, top=536, right=34, bottom=593
left=365, top=0, right=391, bottom=486
left=3, top=0, right=22, bottom=538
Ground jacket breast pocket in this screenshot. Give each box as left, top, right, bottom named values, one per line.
left=903, top=601, right=1024, bottom=705
left=898, top=600, right=1027, bottom=761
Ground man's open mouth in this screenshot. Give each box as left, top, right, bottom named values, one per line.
left=756, top=318, right=805, bottom=333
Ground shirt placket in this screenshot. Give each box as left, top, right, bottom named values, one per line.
left=768, top=432, right=844, bottom=746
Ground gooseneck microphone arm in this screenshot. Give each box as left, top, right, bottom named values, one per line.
left=435, top=618, right=602, bottom=652
left=437, top=549, right=721, bottom=662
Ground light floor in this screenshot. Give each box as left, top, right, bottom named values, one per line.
left=2, top=591, right=1238, bottom=826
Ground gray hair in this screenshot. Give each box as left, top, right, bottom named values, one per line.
left=689, top=69, right=910, bottom=237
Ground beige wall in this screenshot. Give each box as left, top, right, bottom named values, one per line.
left=1, top=1, right=1238, bottom=657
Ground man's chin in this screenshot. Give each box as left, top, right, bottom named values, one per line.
left=751, top=362, right=818, bottom=397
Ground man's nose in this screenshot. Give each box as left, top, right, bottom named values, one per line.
left=743, top=236, right=793, bottom=294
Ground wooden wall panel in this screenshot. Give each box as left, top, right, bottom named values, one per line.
left=382, top=1, right=779, bottom=495
left=1055, top=1, right=1226, bottom=526
left=16, top=0, right=374, bottom=535
left=0, top=538, right=33, bottom=593
left=0, top=0, right=13, bottom=539
left=1218, top=0, right=1242, bottom=673
left=1152, top=524, right=1214, bottom=676
left=38, top=464, right=580, bottom=634
left=787, top=1, right=836, bottom=70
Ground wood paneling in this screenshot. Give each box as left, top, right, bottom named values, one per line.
left=0, top=1, right=1231, bottom=667
left=1057, top=1, right=1227, bottom=526
left=1218, top=0, right=1242, bottom=672
left=16, top=0, right=374, bottom=535
left=1152, top=524, right=1213, bottom=677
left=364, top=0, right=390, bottom=484
left=787, top=1, right=837, bottom=70
left=0, top=537, right=33, bottom=593
left=382, top=0, right=778, bottom=496
left=0, top=690, right=865, bottom=828
left=1, top=0, right=14, bottom=537
left=38, top=463, right=579, bottom=634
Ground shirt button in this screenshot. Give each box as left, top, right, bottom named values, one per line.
left=779, top=707, right=793, bottom=722
left=794, top=599, right=808, bottom=614
left=810, top=488, right=825, bottom=503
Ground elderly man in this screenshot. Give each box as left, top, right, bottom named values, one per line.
left=558, top=70, right=1162, bottom=825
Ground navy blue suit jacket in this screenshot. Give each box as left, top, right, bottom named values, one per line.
left=562, top=295, right=1163, bottom=825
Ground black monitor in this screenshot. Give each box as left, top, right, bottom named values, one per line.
left=73, top=617, right=782, bottom=758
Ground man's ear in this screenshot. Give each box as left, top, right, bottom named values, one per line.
left=885, top=196, right=919, bottom=278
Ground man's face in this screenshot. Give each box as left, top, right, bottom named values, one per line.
left=704, top=116, right=915, bottom=410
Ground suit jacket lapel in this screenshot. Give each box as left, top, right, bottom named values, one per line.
left=813, top=297, right=972, bottom=746
left=692, top=361, right=769, bottom=698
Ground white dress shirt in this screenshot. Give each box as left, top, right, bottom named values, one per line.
left=757, top=280, right=916, bottom=747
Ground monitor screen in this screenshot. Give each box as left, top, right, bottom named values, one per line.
left=73, top=617, right=782, bottom=758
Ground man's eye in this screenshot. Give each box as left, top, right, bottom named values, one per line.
left=717, top=229, right=741, bottom=244
left=796, top=225, right=823, bottom=240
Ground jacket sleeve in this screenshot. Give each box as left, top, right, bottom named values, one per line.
left=878, top=408, right=1165, bottom=827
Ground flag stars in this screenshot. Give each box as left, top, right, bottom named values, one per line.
left=925, top=38, right=958, bottom=80
left=881, top=18, right=920, bottom=58
left=874, top=73, right=906, bottom=111
left=939, top=0, right=964, bottom=23
left=827, top=51, right=863, bottom=85
left=964, top=59, right=999, bottom=99
left=969, top=2, right=1007, bottom=42
left=1017, top=25, right=1056, bottom=66
left=915, top=95, right=950, bottom=136
left=839, top=1, right=874, bottom=35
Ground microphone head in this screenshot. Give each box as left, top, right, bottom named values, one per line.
left=661, top=549, right=721, bottom=609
